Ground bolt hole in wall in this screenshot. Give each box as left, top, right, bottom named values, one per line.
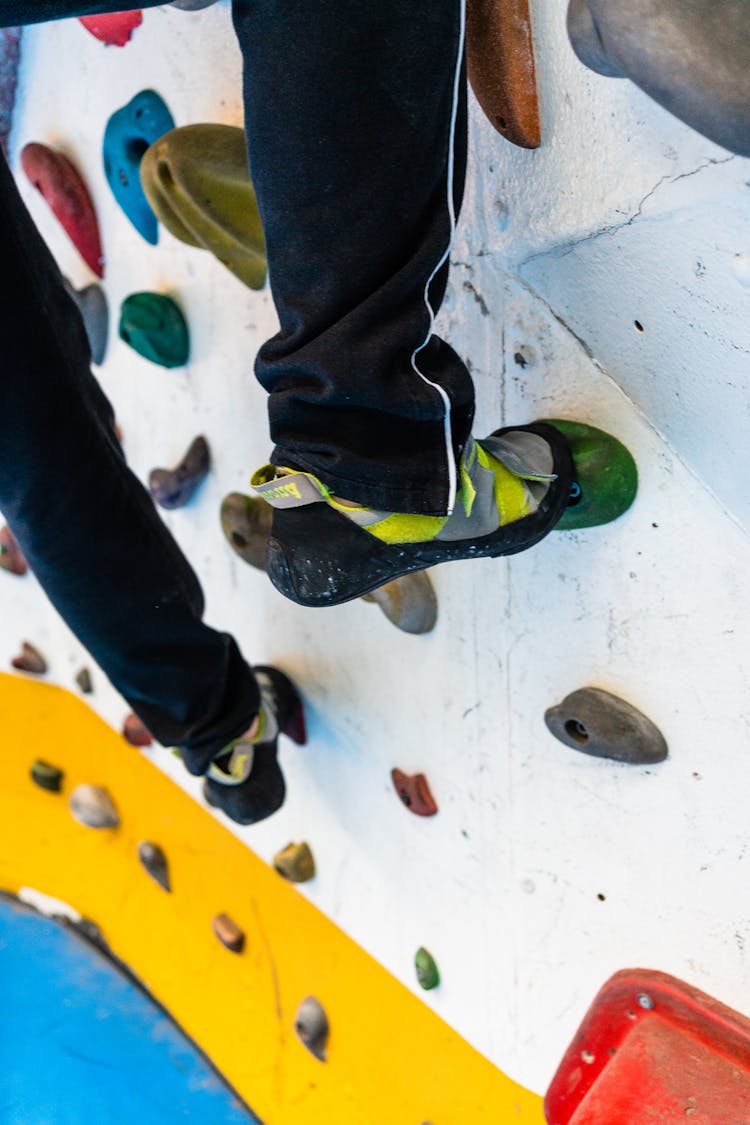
left=634, top=320, right=644, bottom=332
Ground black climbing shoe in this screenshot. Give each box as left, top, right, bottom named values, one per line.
left=203, top=665, right=306, bottom=825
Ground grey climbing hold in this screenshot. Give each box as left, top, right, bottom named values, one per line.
left=295, top=996, right=329, bottom=1061
left=273, top=842, right=316, bottom=884
left=149, top=435, right=210, bottom=509
left=30, top=759, right=64, bottom=793
left=75, top=667, right=93, bottom=694
left=69, top=784, right=120, bottom=829
left=544, top=686, right=668, bottom=764
left=11, top=641, right=47, bottom=675
left=64, top=279, right=109, bottom=366
left=138, top=841, right=171, bottom=892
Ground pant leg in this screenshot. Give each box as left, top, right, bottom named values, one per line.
left=0, top=148, right=260, bottom=774
left=232, top=0, right=474, bottom=516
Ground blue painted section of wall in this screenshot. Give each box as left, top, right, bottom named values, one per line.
left=0, top=898, right=261, bottom=1124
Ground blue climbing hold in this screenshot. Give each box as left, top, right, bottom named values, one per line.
left=103, top=90, right=175, bottom=244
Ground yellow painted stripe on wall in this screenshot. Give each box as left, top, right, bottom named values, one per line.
left=0, top=673, right=545, bottom=1124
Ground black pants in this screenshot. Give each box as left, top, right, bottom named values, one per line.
left=0, top=0, right=471, bottom=761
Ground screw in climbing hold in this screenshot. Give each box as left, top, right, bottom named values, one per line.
left=273, top=842, right=316, bottom=884
left=138, top=842, right=171, bottom=892
left=0, top=525, right=27, bottom=576
left=149, top=435, right=211, bottom=510
left=294, top=996, right=329, bottom=1061
left=637, top=993, right=655, bottom=1010
left=11, top=642, right=47, bottom=675
left=30, top=760, right=64, bottom=793
left=212, top=913, right=245, bottom=953
left=415, top=947, right=440, bottom=991
left=69, top=784, right=120, bottom=829
left=545, top=686, right=667, bottom=765
left=391, top=769, right=438, bottom=816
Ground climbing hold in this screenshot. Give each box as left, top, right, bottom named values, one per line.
left=75, top=667, right=93, bottom=694
left=544, top=686, right=668, bottom=764
left=273, top=842, right=316, bottom=884
left=362, top=572, right=438, bottom=635
left=103, top=90, right=175, bottom=244
left=211, top=913, right=245, bottom=953
left=63, top=279, right=109, bottom=366
left=220, top=492, right=273, bottom=571
left=566, top=0, right=750, bottom=158
left=30, top=759, right=64, bottom=793
left=137, top=841, right=171, bottom=892
left=69, top=784, right=120, bottom=829
left=78, top=12, right=143, bottom=47
left=391, top=769, right=438, bottom=817
left=542, top=419, right=638, bottom=530
left=0, top=525, right=27, bottom=576
left=21, top=143, right=104, bottom=277
left=415, top=947, right=440, bottom=991
left=149, top=435, right=210, bottom=509
left=294, top=997, right=329, bottom=1061
left=171, top=0, right=218, bottom=8
left=122, top=713, right=153, bottom=748
left=140, top=124, right=267, bottom=290
left=466, top=0, right=541, bottom=147
left=119, top=292, right=189, bottom=368
left=11, top=642, right=47, bottom=675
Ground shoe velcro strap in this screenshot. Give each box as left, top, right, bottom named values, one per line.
left=251, top=465, right=329, bottom=508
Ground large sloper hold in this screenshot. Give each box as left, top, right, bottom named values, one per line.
left=78, top=12, right=142, bottom=47
left=567, top=0, right=750, bottom=157
left=140, top=124, right=267, bottom=290
left=545, top=686, right=668, bottom=764
left=21, top=143, right=104, bottom=277
left=104, top=90, right=175, bottom=244
left=466, top=0, right=541, bottom=148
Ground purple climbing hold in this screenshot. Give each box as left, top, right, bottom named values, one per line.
left=149, top=435, right=210, bottom=509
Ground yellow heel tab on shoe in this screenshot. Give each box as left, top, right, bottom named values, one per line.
left=250, top=465, right=330, bottom=508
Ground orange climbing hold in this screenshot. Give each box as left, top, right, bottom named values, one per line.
left=78, top=12, right=143, bottom=47
left=391, top=769, right=438, bottom=817
left=466, top=0, right=541, bottom=148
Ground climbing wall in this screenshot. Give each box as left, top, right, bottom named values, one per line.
left=2, top=0, right=750, bottom=1113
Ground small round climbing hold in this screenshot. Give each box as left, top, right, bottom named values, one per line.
left=122, top=713, right=153, bottom=748
left=75, top=667, right=93, bottom=695
left=104, top=90, right=175, bottom=244
left=0, top=525, right=28, bottom=576
left=541, top=419, right=638, bottom=530
left=149, top=435, right=210, bottom=509
left=30, top=760, right=64, bottom=793
left=544, top=686, right=668, bottom=765
left=211, top=913, right=245, bottom=953
left=273, top=842, right=316, bottom=884
left=391, top=769, right=438, bottom=817
left=294, top=996, right=329, bottom=1061
left=69, top=784, right=120, bottom=829
left=138, top=841, right=171, bottom=892
left=415, top=947, right=440, bottom=991
left=11, top=642, right=47, bottom=675
left=119, top=292, right=189, bottom=368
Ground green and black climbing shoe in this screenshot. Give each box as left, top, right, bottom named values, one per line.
left=250, top=420, right=637, bottom=608
left=203, top=665, right=306, bottom=826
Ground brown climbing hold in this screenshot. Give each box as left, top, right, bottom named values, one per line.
left=362, top=572, right=438, bottom=634
left=545, top=686, right=668, bottom=764
left=391, top=769, right=438, bottom=817
left=273, top=842, right=316, bottom=884
left=11, top=642, right=47, bottom=675
left=69, top=784, right=120, bottom=828
left=122, top=713, right=153, bottom=747
left=149, top=435, right=211, bottom=509
left=212, top=912, right=245, bottom=953
left=295, top=996, right=329, bottom=1062
left=138, top=841, right=171, bottom=892
left=75, top=667, right=93, bottom=694
left=0, top=525, right=27, bottom=576
left=466, top=0, right=541, bottom=148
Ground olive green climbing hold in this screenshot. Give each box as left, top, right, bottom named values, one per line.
left=361, top=572, right=438, bottom=635
left=138, top=841, right=171, bottom=892
left=30, top=759, right=64, bottom=793
left=543, top=419, right=638, bottom=530
left=415, top=947, right=440, bottom=991
left=273, top=841, right=316, bottom=884
left=545, top=686, right=668, bottom=765
left=295, top=996, right=329, bottom=1061
left=69, top=784, right=120, bottom=829
left=140, top=124, right=266, bottom=290
left=220, top=492, right=272, bottom=571
left=119, top=292, right=189, bottom=368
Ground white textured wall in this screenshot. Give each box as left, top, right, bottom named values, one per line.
left=3, top=0, right=750, bottom=1100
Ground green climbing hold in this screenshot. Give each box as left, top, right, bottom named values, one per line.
left=30, top=759, right=64, bottom=793
left=140, top=124, right=266, bottom=290
left=119, top=292, right=189, bottom=368
left=542, top=419, right=638, bottom=531
left=415, top=947, right=440, bottom=991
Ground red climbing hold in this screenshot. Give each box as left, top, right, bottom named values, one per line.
left=0, top=525, right=27, bottom=576
left=391, top=769, right=438, bottom=817
left=78, top=12, right=143, bottom=48
left=21, top=143, right=104, bottom=277
left=122, top=713, right=153, bottom=748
